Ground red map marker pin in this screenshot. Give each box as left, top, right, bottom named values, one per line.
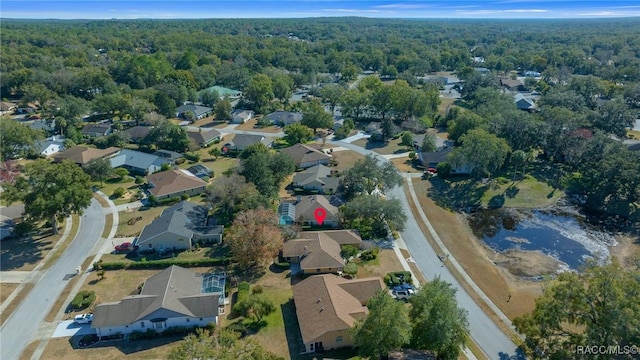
left=314, top=208, right=327, bottom=225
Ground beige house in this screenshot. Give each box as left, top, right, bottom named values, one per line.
left=146, top=169, right=207, bottom=200
left=293, top=274, right=384, bottom=353
left=279, top=143, right=331, bottom=169
left=294, top=195, right=340, bottom=228
left=52, top=146, right=120, bottom=167
left=282, top=230, right=362, bottom=274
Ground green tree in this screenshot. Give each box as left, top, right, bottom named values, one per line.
left=215, top=98, right=232, bottom=121
left=510, top=149, right=528, bottom=181
left=351, top=290, right=411, bottom=360
left=272, top=74, right=293, bottom=105
left=400, top=132, right=414, bottom=148
left=153, top=91, right=176, bottom=118
left=0, top=116, right=43, bottom=160
left=514, top=260, right=640, bottom=360
left=301, top=100, right=333, bottom=134
left=320, top=83, right=347, bottom=115
left=84, top=157, right=114, bottom=186
left=168, top=328, right=281, bottom=360
left=226, top=207, right=283, bottom=268
left=239, top=144, right=295, bottom=198
left=244, top=74, right=274, bottom=113
left=592, top=97, right=635, bottom=137
left=421, top=132, right=437, bottom=152
left=342, top=195, right=407, bottom=238
left=208, top=147, right=222, bottom=160
left=340, top=154, right=402, bottom=200
left=235, top=295, right=276, bottom=323
left=448, top=128, right=511, bottom=178
left=283, top=123, right=314, bottom=145
left=144, top=120, right=190, bottom=152
left=205, top=173, right=267, bottom=223
left=410, top=277, right=469, bottom=360
left=4, top=160, right=92, bottom=234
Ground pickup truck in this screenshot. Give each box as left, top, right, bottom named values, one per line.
left=74, top=313, right=93, bottom=325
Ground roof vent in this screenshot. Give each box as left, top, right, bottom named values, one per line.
left=320, top=307, right=325, bottom=312
left=316, top=298, right=321, bottom=303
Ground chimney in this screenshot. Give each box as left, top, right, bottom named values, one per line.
left=303, top=246, right=308, bottom=257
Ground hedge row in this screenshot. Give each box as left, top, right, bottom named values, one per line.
left=128, top=326, right=199, bottom=341
left=71, top=290, right=96, bottom=309
left=385, top=271, right=413, bottom=286
left=232, top=281, right=251, bottom=314
left=100, top=257, right=231, bottom=270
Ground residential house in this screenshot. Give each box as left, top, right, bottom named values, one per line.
left=153, top=149, right=184, bottom=164
left=292, top=164, right=339, bottom=194
left=365, top=121, right=400, bottom=141
left=198, top=85, right=242, bottom=100
left=146, top=169, right=208, bottom=200
left=187, top=129, right=223, bottom=148
left=514, top=93, right=538, bottom=112
left=0, top=204, right=24, bottom=239
left=92, top=265, right=221, bottom=339
left=231, top=110, right=254, bottom=124
left=282, top=230, right=363, bottom=274
left=53, top=146, right=120, bottom=167
left=264, top=111, right=303, bottom=126
left=124, top=126, right=152, bottom=143
left=81, top=123, right=112, bottom=138
left=134, top=201, right=223, bottom=252
left=175, top=104, right=213, bottom=120
left=280, top=144, right=331, bottom=169
left=186, top=164, right=213, bottom=179
left=27, top=119, right=55, bottom=134
left=419, top=143, right=472, bottom=175
left=222, top=134, right=272, bottom=152
left=110, top=149, right=170, bottom=175
left=0, top=101, right=17, bottom=115
left=295, top=195, right=340, bottom=228
left=500, top=78, right=525, bottom=92
left=36, top=135, right=65, bottom=156
left=293, top=274, right=384, bottom=353
left=17, top=102, right=39, bottom=114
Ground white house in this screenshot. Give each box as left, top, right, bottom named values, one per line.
left=92, top=266, right=222, bottom=339
left=231, top=109, right=254, bottom=124
left=37, top=135, right=65, bottom=156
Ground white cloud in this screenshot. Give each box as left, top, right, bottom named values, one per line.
left=374, top=3, right=432, bottom=10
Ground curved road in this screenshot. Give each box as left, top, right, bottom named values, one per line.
left=0, top=198, right=105, bottom=360
left=333, top=139, right=521, bottom=359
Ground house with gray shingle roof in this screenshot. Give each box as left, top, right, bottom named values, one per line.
left=264, top=111, right=303, bottom=126
left=280, top=143, right=331, bottom=169
left=175, top=103, right=213, bottom=120
left=292, top=164, right=339, bottom=194
left=294, top=195, right=340, bottom=228
left=134, top=201, right=223, bottom=253
left=109, top=149, right=170, bottom=175
left=81, top=123, right=112, bottom=138
left=282, top=230, right=363, bottom=275
left=91, top=265, right=221, bottom=339
left=293, top=274, right=384, bottom=353
left=231, top=109, right=254, bottom=124
left=187, top=129, right=223, bottom=148
left=223, top=134, right=272, bottom=152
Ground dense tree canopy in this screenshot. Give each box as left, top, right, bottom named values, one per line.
left=225, top=208, right=284, bottom=268
left=0, top=117, right=44, bottom=160
left=4, top=160, right=93, bottom=234
left=514, top=260, right=640, bottom=360
left=339, top=154, right=402, bottom=200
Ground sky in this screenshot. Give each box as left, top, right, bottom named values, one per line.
left=2, top=1, right=640, bottom=19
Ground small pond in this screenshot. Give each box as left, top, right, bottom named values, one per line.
left=468, top=206, right=617, bottom=271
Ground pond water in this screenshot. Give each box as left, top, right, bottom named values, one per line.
left=468, top=207, right=617, bottom=271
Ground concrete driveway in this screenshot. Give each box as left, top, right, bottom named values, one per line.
left=52, top=320, right=96, bottom=338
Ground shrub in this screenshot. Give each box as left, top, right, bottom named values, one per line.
left=100, top=257, right=231, bottom=270
left=251, top=285, right=263, bottom=294
left=343, top=262, right=358, bottom=276
left=129, top=329, right=159, bottom=341
left=114, top=167, right=129, bottom=180
left=134, top=176, right=145, bottom=185
left=71, top=290, right=96, bottom=309
left=340, top=245, right=359, bottom=259
left=359, top=247, right=379, bottom=261
left=201, top=176, right=210, bottom=182
left=181, top=193, right=190, bottom=200
left=233, top=281, right=251, bottom=314
left=184, top=152, right=201, bottom=162
left=112, top=187, right=125, bottom=198
left=436, top=162, right=451, bottom=178
left=386, top=271, right=412, bottom=286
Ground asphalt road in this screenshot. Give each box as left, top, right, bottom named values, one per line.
left=0, top=198, right=105, bottom=360
left=334, top=140, right=521, bottom=359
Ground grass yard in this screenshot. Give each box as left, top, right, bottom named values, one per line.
left=40, top=335, right=183, bottom=360
left=236, top=118, right=283, bottom=133
left=331, top=150, right=365, bottom=174
left=0, top=220, right=68, bottom=271
left=352, top=136, right=409, bottom=155
left=437, top=97, right=456, bottom=116
left=116, top=206, right=168, bottom=237
left=100, top=245, right=228, bottom=264
left=94, top=177, right=138, bottom=201
left=391, top=158, right=421, bottom=173
left=0, top=283, right=19, bottom=304
left=356, top=249, right=405, bottom=280
left=479, top=175, right=564, bottom=209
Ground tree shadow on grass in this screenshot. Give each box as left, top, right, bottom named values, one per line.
left=0, top=234, right=51, bottom=271
left=69, top=335, right=184, bottom=354
left=427, top=176, right=487, bottom=212
left=281, top=300, right=305, bottom=360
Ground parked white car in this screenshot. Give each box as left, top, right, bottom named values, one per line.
left=74, top=313, right=93, bottom=324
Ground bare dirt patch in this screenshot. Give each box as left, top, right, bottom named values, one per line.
left=609, top=233, right=640, bottom=269
left=409, top=178, right=541, bottom=321
left=492, top=250, right=563, bottom=277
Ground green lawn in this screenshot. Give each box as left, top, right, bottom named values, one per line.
left=351, top=137, right=409, bottom=155
left=116, top=205, right=169, bottom=237
left=480, top=175, right=564, bottom=209
left=100, top=245, right=229, bottom=263
left=94, top=176, right=138, bottom=199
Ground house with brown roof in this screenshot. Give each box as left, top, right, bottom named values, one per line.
left=187, top=129, right=224, bottom=148
left=52, top=146, right=120, bottom=167
left=146, top=169, right=207, bottom=200
left=91, top=265, right=221, bottom=339
left=282, top=230, right=362, bottom=274
left=293, top=274, right=384, bottom=353
left=0, top=101, right=17, bottom=115
left=124, top=126, right=152, bottom=143
left=280, top=143, right=331, bottom=169
left=294, top=195, right=340, bottom=228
